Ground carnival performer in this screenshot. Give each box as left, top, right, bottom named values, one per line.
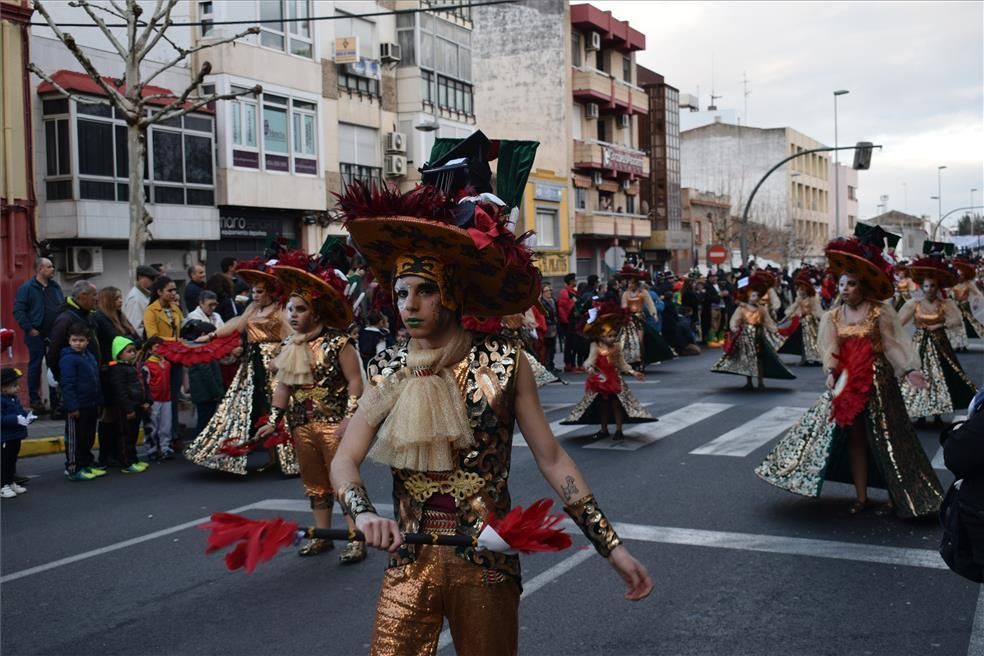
left=329, top=132, right=652, bottom=656
left=252, top=262, right=366, bottom=562
left=777, top=267, right=825, bottom=366
left=756, top=229, right=943, bottom=518
left=619, top=265, right=675, bottom=370
left=894, top=262, right=922, bottom=311
left=899, top=256, right=978, bottom=427
left=951, top=255, right=984, bottom=348
left=711, top=272, right=795, bottom=389
left=560, top=302, right=657, bottom=440
left=183, top=259, right=298, bottom=475
left=463, top=312, right=562, bottom=387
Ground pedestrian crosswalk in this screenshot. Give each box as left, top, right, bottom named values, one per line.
left=515, top=400, right=949, bottom=470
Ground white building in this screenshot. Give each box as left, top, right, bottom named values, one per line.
left=829, top=162, right=859, bottom=238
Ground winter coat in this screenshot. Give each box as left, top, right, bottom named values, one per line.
left=143, top=300, right=183, bottom=341
left=92, top=311, right=141, bottom=365
left=557, top=287, right=577, bottom=325
left=59, top=347, right=103, bottom=412
left=142, top=357, right=171, bottom=403
left=47, top=299, right=101, bottom=381
left=1, top=394, right=28, bottom=442
left=188, top=361, right=224, bottom=405
left=13, top=277, right=64, bottom=335
left=944, top=405, right=984, bottom=511
left=107, top=359, right=148, bottom=417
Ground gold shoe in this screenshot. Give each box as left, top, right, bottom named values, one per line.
left=298, top=538, right=334, bottom=557
left=339, top=540, right=367, bottom=565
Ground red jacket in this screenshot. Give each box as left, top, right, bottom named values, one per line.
left=557, top=286, right=577, bottom=324
left=142, top=356, right=172, bottom=403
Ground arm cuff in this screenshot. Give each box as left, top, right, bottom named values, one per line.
left=339, top=482, right=376, bottom=518
left=564, top=494, right=622, bottom=558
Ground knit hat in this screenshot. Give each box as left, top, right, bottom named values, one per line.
left=1, top=367, right=23, bottom=387
left=112, top=336, right=136, bottom=361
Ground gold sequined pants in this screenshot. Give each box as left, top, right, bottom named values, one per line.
left=293, top=421, right=341, bottom=499
left=370, top=545, right=520, bottom=656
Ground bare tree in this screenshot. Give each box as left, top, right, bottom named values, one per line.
left=29, top=0, right=262, bottom=281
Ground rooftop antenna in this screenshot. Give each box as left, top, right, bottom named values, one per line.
left=740, top=71, right=751, bottom=123
left=708, top=55, right=721, bottom=110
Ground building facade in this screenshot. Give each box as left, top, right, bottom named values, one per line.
left=829, top=161, right=859, bottom=238
left=681, top=122, right=831, bottom=265
left=681, top=188, right=730, bottom=272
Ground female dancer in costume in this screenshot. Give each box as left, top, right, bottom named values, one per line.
left=778, top=268, right=824, bottom=366
left=756, top=232, right=943, bottom=517
left=899, top=257, right=978, bottom=427
left=560, top=302, right=657, bottom=440
left=951, top=256, right=984, bottom=349
left=254, top=263, right=366, bottom=562
left=183, top=260, right=298, bottom=475
left=619, top=266, right=675, bottom=370
left=711, top=272, right=795, bottom=389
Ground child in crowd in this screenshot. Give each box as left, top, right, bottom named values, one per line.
left=59, top=324, right=105, bottom=481
left=180, top=321, right=225, bottom=436
left=139, top=336, right=173, bottom=460
left=1, top=368, right=36, bottom=497
left=107, top=336, right=150, bottom=473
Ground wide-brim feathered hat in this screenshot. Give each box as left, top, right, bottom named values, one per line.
left=952, top=255, right=979, bottom=281
left=794, top=267, right=821, bottom=295
left=825, top=227, right=895, bottom=301
left=271, top=251, right=353, bottom=328
left=235, top=256, right=282, bottom=297
left=908, top=256, right=958, bottom=289
left=616, top=264, right=649, bottom=281
left=580, top=300, right=628, bottom=339
left=736, top=271, right=774, bottom=302
left=336, top=133, right=542, bottom=317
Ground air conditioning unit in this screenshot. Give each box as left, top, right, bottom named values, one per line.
left=385, top=131, right=407, bottom=153
left=380, top=42, right=401, bottom=64
left=66, top=246, right=103, bottom=274
left=587, top=31, right=601, bottom=51
left=620, top=114, right=631, bottom=129
left=592, top=171, right=603, bottom=187
left=622, top=178, right=632, bottom=191
left=385, top=154, right=407, bottom=177
left=585, top=102, right=599, bottom=119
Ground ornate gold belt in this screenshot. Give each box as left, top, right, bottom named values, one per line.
left=402, top=470, right=485, bottom=503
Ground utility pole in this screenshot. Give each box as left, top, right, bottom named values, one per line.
left=740, top=71, right=751, bottom=124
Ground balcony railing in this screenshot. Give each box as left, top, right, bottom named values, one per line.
left=572, top=67, right=647, bottom=114
left=573, top=139, right=649, bottom=177
left=574, top=209, right=651, bottom=239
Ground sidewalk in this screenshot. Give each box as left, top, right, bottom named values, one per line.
left=20, top=403, right=198, bottom=457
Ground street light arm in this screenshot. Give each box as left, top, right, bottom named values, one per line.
left=930, top=205, right=984, bottom=240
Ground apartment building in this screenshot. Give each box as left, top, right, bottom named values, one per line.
left=829, top=161, right=859, bottom=237
left=681, top=188, right=731, bottom=271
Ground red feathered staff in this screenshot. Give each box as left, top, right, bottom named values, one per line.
left=155, top=333, right=242, bottom=366
left=778, top=315, right=801, bottom=338
left=202, top=499, right=572, bottom=572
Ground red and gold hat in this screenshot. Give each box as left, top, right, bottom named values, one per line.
left=580, top=300, right=628, bottom=339
left=953, top=256, right=979, bottom=281
left=794, top=267, right=821, bottom=295
left=616, top=264, right=649, bottom=281
left=235, top=257, right=282, bottom=297
left=337, top=182, right=541, bottom=317
left=825, top=237, right=895, bottom=301
left=271, top=253, right=352, bottom=328
left=908, top=256, right=958, bottom=289
left=736, top=272, right=774, bottom=302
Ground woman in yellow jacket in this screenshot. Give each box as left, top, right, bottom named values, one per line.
left=143, top=276, right=184, bottom=452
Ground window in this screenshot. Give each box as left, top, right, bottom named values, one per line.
left=199, top=1, right=213, bottom=36
left=595, top=49, right=605, bottom=72
left=571, top=33, right=582, bottom=67
left=421, top=70, right=434, bottom=104
left=230, top=90, right=316, bottom=175
left=622, top=56, right=631, bottom=83
left=42, top=94, right=215, bottom=206
left=256, top=0, right=312, bottom=57
left=416, top=14, right=473, bottom=115
left=597, top=117, right=607, bottom=143
left=397, top=13, right=416, bottom=65
left=334, top=11, right=375, bottom=60
left=575, top=187, right=587, bottom=210
left=338, top=69, right=380, bottom=97
left=626, top=194, right=635, bottom=214
left=339, top=123, right=381, bottom=186
left=436, top=75, right=472, bottom=114
left=847, top=185, right=857, bottom=201
left=535, top=208, right=559, bottom=248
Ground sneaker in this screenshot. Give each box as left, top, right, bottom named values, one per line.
left=121, top=464, right=145, bottom=474
left=85, top=466, right=108, bottom=477
left=9, top=483, right=27, bottom=494
left=0, top=485, right=17, bottom=498
left=67, top=470, right=98, bottom=481
left=161, top=450, right=176, bottom=461
left=132, top=461, right=150, bottom=472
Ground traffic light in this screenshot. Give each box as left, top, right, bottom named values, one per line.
left=852, top=141, right=874, bottom=170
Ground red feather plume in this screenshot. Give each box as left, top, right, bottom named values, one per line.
left=831, top=337, right=875, bottom=427
left=487, top=499, right=572, bottom=554
left=154, top=333, right=242, bottom=366
left=462, top=316, right=503, bottom=334
left=201, top=513, right=299, bottom=573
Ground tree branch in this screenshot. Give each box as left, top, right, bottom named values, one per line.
left=142, top=25, right=260, bottom=88
left=134, top=0, right=174, bottom=61
left=150, top=85, right=263, bottom=125
left=68, top=0, right=128, bottom=58
left=28, top=63, right=112, bottom=106
left=70, top=0, right=128, bottom=22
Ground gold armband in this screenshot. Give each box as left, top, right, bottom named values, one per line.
left=564, top=494, right=622, bottom=558
left=344, top=395, right=359, bottom=419
left=340, top=483, right=377, bottom=518
left=267, top=406, right=286, bottom=426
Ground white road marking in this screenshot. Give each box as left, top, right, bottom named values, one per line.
left=690, top=406, right=807, bottom=457
left=436, top=548, right=595, bottom=651
left=932, top=446, right=947, bottom=470
left=584, top=402, right=733, bottom=451
left=513, top=406, right=578, bottom=448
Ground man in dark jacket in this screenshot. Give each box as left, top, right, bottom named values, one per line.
left=12, top=257, right=64, bottom=412
left=183, top=263, right=207, bottom=313
left=943, top=390, right=984, bottom=570
left=47, top=281, right=100, bottom=386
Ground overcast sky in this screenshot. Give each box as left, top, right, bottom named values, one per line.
left=581, top=1, right=983, bottom=229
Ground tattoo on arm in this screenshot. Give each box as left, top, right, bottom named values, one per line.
left=561, top=475, right=579, bottom=503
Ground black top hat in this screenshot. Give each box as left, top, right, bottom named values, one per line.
left=1, top=367, right=23, bottom=387
left=854, top=223, right=901, bottom=250
left=922, top=240, right=956, bottom=257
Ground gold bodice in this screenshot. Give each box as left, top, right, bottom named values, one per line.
left=953, top=285, right=970, bottom=303
left=831, top=304, right=882, bottom=351
left=246, top=308, right=285, bottom=344
left=741, top=305, right=764, bottom=325
left=287, top=330, right=353, bottom=426
left=624, top=291, right=645, bottom=314
left=914, top=300, right=946, bottom=329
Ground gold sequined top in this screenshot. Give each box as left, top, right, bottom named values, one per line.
left=246, top=309, right=285, bottom=345
left=913, top=301, right=946, bottom=330
left=367, top=333, right=522, bottom=582
left=624, top=292, right=645, bottom=314
left=285, top=330, right=354, bottom=427
left=953, top=285, right=970, bottom=303
left=830, top=304, right=883, bottom=352
left=741, top=305, right=764, bottom=325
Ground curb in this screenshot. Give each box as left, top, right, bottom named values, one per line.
left=20, top=431, right=146, bottom=458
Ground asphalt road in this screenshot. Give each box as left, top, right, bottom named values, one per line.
left=3, top=343, right=983, bottom=656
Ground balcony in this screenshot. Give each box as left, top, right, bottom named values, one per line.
left=643, top=229, right=692, bottom=251
left=575, top=209, right=651, bottom=240
left=573, top=140, right=649, bottom=177
left=572, top=68, right=647, bottom=114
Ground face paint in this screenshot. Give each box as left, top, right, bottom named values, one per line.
left=287, top=294, right=316, bottom=332
left=395, top=275, right=453, bottom=341
left=839, top=274, right=862, bottom=305
left=922, top=278, right=938, bottom=299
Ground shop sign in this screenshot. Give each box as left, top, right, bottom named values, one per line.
left=335, top=37, right=359, bottom=64
left=602, top=145, right=645, bottom=175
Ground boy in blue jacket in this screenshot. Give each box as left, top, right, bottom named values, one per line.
left=1, top=368, right=36, bottom=498
left=59, top=323, right=105, bottom=481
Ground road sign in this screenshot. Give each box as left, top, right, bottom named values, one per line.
left=708, top=244, right=728, bottom=264
left=603, top=246, right=626, bottom=272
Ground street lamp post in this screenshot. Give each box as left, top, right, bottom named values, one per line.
left=973, top=188, right=979, bottom=233
left=937, top=165, right=947, bottom=228
left=833, top=90, right=849, bottom=237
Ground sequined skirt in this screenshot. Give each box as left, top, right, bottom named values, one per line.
left=778, top=314, right=822, bottom=363
left=183, top=342, right=299, bottom=475
left=958, top=300, right=984, bottom=340
left=948, top=323, right=969, bottom=351
left=524, top=351, right=559, bottom=388
left=712, top=325, right=796, bottom=380
left=756, top=354, right=943, bottom=518
left=559, top=378, right=658, bottom=426
left=902, top=329, right=978, bottom=418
